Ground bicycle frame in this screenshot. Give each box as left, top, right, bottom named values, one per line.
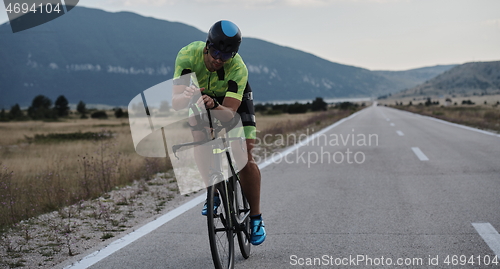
left=172, top=103, right=251, bottom=268
left=172, top=105, right=249, bottom=228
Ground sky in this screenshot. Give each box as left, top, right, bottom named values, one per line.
left=1, top=0, right=499, bottom=71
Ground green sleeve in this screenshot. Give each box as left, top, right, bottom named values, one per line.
left=225, top=56, right=248, bottom=101
left=174, top=45, right=192, bottom=79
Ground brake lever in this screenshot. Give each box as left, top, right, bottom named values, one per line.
left=172, top=145, right=181, bottom=160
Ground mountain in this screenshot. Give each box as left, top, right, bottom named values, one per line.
left=0, top=6, right=454, bottom=108
left=392, top=61, right=500, bottom=98
left=373, top=65, right=457, bottom=92
left=0, top=7, right=205, bottom=108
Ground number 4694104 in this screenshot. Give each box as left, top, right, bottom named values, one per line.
left=6, top=3, right=62, bottom=14
left=443, top=255, right=499, bottom=266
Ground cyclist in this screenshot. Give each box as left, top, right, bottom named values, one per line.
left=172, top=20, right=266, bottom=246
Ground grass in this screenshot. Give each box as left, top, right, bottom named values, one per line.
left=0, top=106, right=363, bottom=230
left=255, top=106, right=362, bottom=148
left=0, top=117, right=168, bottom=229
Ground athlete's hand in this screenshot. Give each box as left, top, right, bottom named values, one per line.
left=197, top=94, right=218, bottom=109
left=182, top=85, right=205, bottom=99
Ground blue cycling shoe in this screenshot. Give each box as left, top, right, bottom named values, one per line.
left=201, top=195, right=220, bottom=216
left=250, top=215, right=266, bottom=245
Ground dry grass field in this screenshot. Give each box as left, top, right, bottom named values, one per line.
left=0, top=106, right=363, bottom=229
left=377, top=94, right=500, bottom=108
left=381, top=94, right=500, bottom=133
left=0, top=116, right=165, bottom=228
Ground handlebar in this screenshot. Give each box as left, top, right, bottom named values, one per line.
left=172, top=136, right=245, bottom=160
left=171, top=89, right=244, bottom=160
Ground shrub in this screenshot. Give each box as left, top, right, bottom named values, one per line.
left=254, top=104, right=268, bottom=113
left=91, top=111, right=108, bottom=119
left=337, top=102, right=357, bottom=110
left=24, top=131, right=113, bottom=143
left=311, top=97, right=327, bottom=111
left=288, top=102, right=309, bottom=114
left=266, top=109, right=283, bottom=115
left=114, top=108, right=127, bottom=118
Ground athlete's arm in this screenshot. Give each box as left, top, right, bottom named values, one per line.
left=198, top=89, right=240, bottom=122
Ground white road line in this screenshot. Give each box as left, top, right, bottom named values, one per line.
left=390, top=123, right=395, bottom=127
left=396, top=130, right=404, bottom=136
left=64, top=107, right=367, bottom=269
left=411, top=147, right=429, bottom=161
left=379, top=110, right=388, bottom=119
left=64, top=195, right=206, bottom=269
left=472, top=223, right=500, bottom=258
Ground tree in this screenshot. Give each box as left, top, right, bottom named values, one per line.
left=77, top=100, right=87, bottom=118
left=28, top=95, right=55, bottom=120
left=0, top=109, right=7, bottom=122
left=54, top=95, right=70, bottom=117
left=311, top=97, right=328, bottom=111
left=9, top=104, right=25, bottom=120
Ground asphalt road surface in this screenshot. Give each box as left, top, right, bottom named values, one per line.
left=66, top=104, right=500, bottom=268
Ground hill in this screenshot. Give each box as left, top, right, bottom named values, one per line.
left=0, top=6, right=455, bottom=107
left=373, top=65, right=457, bottom=93
left=392, top=61, right=500, bottom=98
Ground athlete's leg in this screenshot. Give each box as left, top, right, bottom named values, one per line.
left=239, top=139, right=261, bottom=216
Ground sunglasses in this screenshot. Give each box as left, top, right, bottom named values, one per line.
left=208, top=44, right=235, bottom=62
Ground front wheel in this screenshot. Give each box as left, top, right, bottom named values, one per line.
left=207, top=182, right=234, bottom=269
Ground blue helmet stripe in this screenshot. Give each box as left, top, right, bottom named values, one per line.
left=221, top=20, right=239, bottom=37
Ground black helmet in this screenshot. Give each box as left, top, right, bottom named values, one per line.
left=207, top=20, right=242, bottom=54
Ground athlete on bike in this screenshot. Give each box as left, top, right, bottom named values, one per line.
left=172, top=20, right=266, bottom=246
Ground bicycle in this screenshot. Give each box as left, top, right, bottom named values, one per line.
left=172, top=98, right=251, bottom=269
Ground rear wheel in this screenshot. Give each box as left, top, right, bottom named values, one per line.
left=207, top=181, right=234, bottom=269
left=233, top=177, right=251, bottom=259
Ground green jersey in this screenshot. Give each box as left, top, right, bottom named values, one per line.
left=174, top=41, right=249, bottom=102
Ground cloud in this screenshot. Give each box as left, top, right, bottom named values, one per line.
left=277, top=0, right=409, bottom=7
left=104, top=0, right=406, bottom=9
left=107, top=0, right=175, bottom=7
left=481, top=19, right=500, bottom=29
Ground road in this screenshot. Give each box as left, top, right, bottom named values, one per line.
left=67, top=104, right=500, bottom=268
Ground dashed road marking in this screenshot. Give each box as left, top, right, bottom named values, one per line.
left=396, top=130, right=404, bottom=136
left=390, top=123, right=395, bottom=127
left=411, top=147, right=429, bottom=161
left=472, top=223, right=500, bottom=258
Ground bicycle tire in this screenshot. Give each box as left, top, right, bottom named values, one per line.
left=233, top=177, right=251, bottom=259
left=207, top=182, right=235, bottom=269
